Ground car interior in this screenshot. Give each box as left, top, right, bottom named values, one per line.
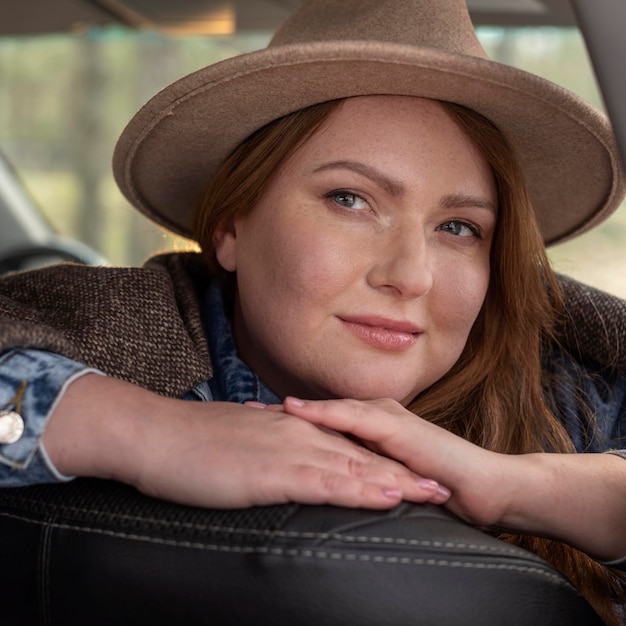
left=0, top=1, right=624, bottom=624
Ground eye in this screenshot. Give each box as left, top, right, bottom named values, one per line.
left=436, top=220, right=481, bottom=239
left=325, top=190, right=369, bottom=211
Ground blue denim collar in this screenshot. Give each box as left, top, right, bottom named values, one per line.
left=202, top=280, right=281, bottom=405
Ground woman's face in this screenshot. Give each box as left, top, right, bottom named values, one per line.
left=215, top=96, right=497, bottom=405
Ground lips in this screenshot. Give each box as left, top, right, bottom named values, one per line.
left=338, top=315, right=422, bottom=351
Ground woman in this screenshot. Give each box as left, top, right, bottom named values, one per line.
left=1, top=0, right=625, bottom=621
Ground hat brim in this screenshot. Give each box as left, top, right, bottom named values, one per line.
left=113, top=42, right=625, bottom=244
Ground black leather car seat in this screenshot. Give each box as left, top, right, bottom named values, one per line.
left=0, top=478, right=604, bottom=625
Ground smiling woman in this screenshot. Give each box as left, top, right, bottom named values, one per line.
left=203, top=97, right=495, bottom=405
left=0, top=0, right=626, bottom=624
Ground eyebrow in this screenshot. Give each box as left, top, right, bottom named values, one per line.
left=313, top=160, right=405, bottom=197
left=313, top=160, right=497, bottom=213
left=441, top=193, right=497, bottom=214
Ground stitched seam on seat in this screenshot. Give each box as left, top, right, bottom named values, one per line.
left=0, top=505, right=526, bottom=557
left=4, top=518, right=571, bottom=586
left=39, top=523, right=53, bottom=626
left=0, top=510, right=570, bottom=588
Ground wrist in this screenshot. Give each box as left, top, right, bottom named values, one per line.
left=491, top=452, right=626, bottom=562
left=43, top=374, right=156, bottom=484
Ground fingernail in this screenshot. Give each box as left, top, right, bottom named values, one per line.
left=285, top=396, right=306, bottom=407
left=244, top=401, right=267, bottom=409
left=416, top=479, right=438, bottom=492
left=437, top=485, right=452, bottom=499
left=382, top=488, right=402, bottom=499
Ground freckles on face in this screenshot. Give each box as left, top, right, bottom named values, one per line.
left=233, top=180, right=351, bottom=321
left=217, top=95, right=497, bottom=403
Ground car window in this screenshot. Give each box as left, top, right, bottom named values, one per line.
left=479, top=26, right=626, bottom=298
left=0, top=24, right=624, bottom=295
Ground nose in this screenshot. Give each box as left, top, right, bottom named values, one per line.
left=366, top=227, right=433, bottom=299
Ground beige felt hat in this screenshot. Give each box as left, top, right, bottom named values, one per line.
left=112, top=0, right=625, bottom=245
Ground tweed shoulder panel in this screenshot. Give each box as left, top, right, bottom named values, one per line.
left=0, top=253, right=211, bottom=397
left=556, top=275, right=626, bottom=371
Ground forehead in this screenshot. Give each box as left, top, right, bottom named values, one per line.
left=279, top=95, right=495, bottom=199
left=293, top=95, right=486, bottom=166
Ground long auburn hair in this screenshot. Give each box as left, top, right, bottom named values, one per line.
left=193, top=98, right=624, bottom=623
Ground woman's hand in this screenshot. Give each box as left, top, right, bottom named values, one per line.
left=282, top=396, right=506, bottom=526
left=282, top=396, right=626, bottom=562
left=42, top=374, right=450, bottom=510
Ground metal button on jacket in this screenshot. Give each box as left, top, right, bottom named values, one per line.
left=0, top=410, right=25, bottom=444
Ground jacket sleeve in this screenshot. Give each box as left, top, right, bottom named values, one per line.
left=0, top=348, right=101, bottom=486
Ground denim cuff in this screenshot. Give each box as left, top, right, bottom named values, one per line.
left=0, top=349, right=102, bottom=485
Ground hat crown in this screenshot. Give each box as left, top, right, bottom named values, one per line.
left=270, top=0, right=487, bottom=59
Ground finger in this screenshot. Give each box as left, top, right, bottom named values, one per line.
left=309, top=447, right=452, bottom=506
left=372, top=473, right=452, bottom=505
left=282, top=465, right=403, bottom=508
left=243, top=401, right=285, bottom=413
left=310, top=430, right=413, bottom=476
left=261, top=403, right=286, bottom=412
left=283, top=396, right=405, bottom=443
left=280, top=465, right=448, bottom=510
left=416, top=479, right=452, bottom=505
left=356, top=465, right=452, bottom=505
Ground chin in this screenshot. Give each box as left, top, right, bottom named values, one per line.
left=321, top=379, right=421, bottom=405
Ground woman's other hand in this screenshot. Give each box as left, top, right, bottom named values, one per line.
left=282, top=396, right=626, bottom=562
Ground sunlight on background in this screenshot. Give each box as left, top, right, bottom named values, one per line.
left=0, top=26, right=624, bottom=296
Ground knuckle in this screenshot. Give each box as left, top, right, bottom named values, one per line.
left=352, top=445, right=379, bottom=463
left=293, top=464, right=341, bottom=497
left=319, top=469, right=344, bottom=495
left=345, top=455, right=368, bottom=477
left=305, top=466, right=350, bottom=502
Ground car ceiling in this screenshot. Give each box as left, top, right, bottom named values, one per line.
left=0, top=0, right=578, bottom=36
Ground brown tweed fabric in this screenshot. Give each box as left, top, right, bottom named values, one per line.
left=0, top=253, right=211, bottom=398
left=556, top=275, right=626, bottom=371
left=0, top=253, right=624, bottom=399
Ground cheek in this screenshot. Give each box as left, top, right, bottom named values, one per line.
left=435, top=256, right=489, bottom=337
left=265, top=222, right=352, bottom=289
left=237, top=218, right=354, bottom=323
